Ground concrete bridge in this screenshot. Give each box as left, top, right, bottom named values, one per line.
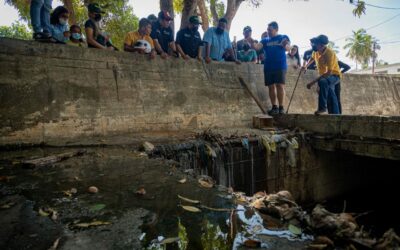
left=0, top=38, right=399, bottom=148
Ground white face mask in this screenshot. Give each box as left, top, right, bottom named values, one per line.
left=59, top=18, right=68, bottom=25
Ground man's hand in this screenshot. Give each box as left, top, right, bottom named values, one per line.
left=306, top=81, right=316, bottom=89
left=300, top=66, right=308, bottom=74
left=182, top=54, right=190, bottom=60
left=280, top=38, right=289, bottom=47
left=63, top=31, right=71, bottom=38
left=149, top=51, right=156, bottom=60
left=107, top=46, right=115, bottom=51
left=205, top=56, right=212, bottom=64
left=235, top=60, right=241, bottom=65
left=160, top=52, right=168, bottom=59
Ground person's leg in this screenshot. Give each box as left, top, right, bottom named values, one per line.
left=317, top=77, right=329, bottom=113
left=276, top=84, right=285, bottom=109
left=335, top=82, right=342, bottom=114
left=327, top=76, right=340, bottom=114
left=276, top=70, right=286, bottom=114
left=265, top=71, right=278, bottom=115
left=41, top=0, right=53, bottom=34
left=30, top=0, right=43, bottom=34
left=268, top=84, right=277, bottom=105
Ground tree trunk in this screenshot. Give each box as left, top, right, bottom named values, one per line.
left=225, top=0, right=244, bottom=31
left=62, top=0, right=76, bottom=25
left=180, top=0, right=197, bottom=30
left=197, top=0, right=209, bottom=32
left=209, top=0, right=219, bottom=27
left=160, top=0, right=175, bottom=33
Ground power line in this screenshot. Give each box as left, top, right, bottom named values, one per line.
left=363, top=2, right=400, bottom=10
left=330, top=12, right=400, bottom=43
left=380, top=40, right=400, bottom=44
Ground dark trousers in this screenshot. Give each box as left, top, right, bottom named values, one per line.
left=318, top=75, right=340, bottom=114
left=328, top=82, right=342, bottom=114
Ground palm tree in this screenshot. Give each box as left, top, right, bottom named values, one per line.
left=343, top=29, right=373, bottom=70
left=327, top=41, right=340, bottom=54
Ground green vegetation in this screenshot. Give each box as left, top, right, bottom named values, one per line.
left=0, top=21, right=32, bottom=40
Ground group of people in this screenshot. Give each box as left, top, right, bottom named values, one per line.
left=29, top=1, right=349, bottom=116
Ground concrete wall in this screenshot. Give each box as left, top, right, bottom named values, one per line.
left=0, top=38, right=399, bottom=145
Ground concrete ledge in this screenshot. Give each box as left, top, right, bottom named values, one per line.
left=276, top=114, right=400, bottom=140
left=1, top=38, right=400, bottom=146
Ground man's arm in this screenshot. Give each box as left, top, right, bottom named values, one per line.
left=203, top=29, right=213, bottom=63
left=338, top=60, right=351, bottom=73
left=176, top=44, right=188, bottom=59
left=281, top=36, right=290, bottom=52
left=85, top=27, right=107, bottom=49
left=197, top=45, right=202, bottom=61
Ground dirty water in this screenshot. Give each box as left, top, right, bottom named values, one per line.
left=0, top=146, right=311, bottom=250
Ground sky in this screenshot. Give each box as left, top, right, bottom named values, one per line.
left=1, top=0, right=400, bottom=69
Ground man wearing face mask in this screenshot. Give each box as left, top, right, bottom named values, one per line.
left=203, top=18, right=239, bottom=63
left=151, top=11, right=178, bottom=59
left=176, top=16, right=203, bottom=60
left=84, top=3, right=114, bottom=50
left=303, top=35, right=341, bottom=115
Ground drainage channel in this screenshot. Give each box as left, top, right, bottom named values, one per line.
left=0, top=130, right=399, bottom=249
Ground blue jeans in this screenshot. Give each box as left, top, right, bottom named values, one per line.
left=318, top=75, right=340, bottom=114
left=328, top=82, right=342, bottom=114
left=30, top=0, right=53, bottom=33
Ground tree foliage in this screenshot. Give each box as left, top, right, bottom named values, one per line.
left=327, top=41, right=340, bottom=54
left=0, top=21, right=32, bottom=40
left=352, top=0, right=366, bottom=17
left=5, top=0, right=138, bottom=49
left=343, top=29, right=374, bottom=69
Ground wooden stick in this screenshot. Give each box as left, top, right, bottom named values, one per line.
left=238, top=77, right=267, bottom=114
left=22, top=150, right=86, bottom=168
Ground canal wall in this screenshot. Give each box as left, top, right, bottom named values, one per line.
left=1, top=38, right=400, bottom=146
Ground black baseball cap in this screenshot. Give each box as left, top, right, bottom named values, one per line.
left=311, top=34, right=329, bottom=45
left=158, top=10, right=173, bottom=21
left=88, top=3, right=105, bottom=14
left=219, top=17, right=228, bottom=24
left=189, top=16, right=202, bottom=25
left=147, top=14, right=157, bottom=22
left=243, top=26, right=252, bottom=32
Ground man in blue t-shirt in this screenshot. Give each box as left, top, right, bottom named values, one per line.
left=256, top=21, right=290, bottom=115
left=203, top=18, right=238, bottom=63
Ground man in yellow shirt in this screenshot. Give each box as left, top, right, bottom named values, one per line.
left=304, top=35, right=341, bottom=115
left=124, top=18, right=156, bottom=59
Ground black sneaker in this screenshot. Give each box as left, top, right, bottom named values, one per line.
left=278, top=106, right=285, bottom=115
left=314, top=110, right=327, bottom=116
left=33, top=32, right=54, bottom=42
left=267, top=106, right=279, bottom=116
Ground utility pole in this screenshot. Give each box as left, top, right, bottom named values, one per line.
left=371, top=40, right=380, bottom=74
left=372, top=41, right=376, bottom=74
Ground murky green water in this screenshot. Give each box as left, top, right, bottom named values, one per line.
left=0, top=146, right=314, bottom=249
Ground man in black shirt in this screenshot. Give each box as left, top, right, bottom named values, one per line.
left=303, top=49, right=316, bottom=70
left=150, top=11, right=177, bottom=59
left=176, top=16, right=203, bottom=60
